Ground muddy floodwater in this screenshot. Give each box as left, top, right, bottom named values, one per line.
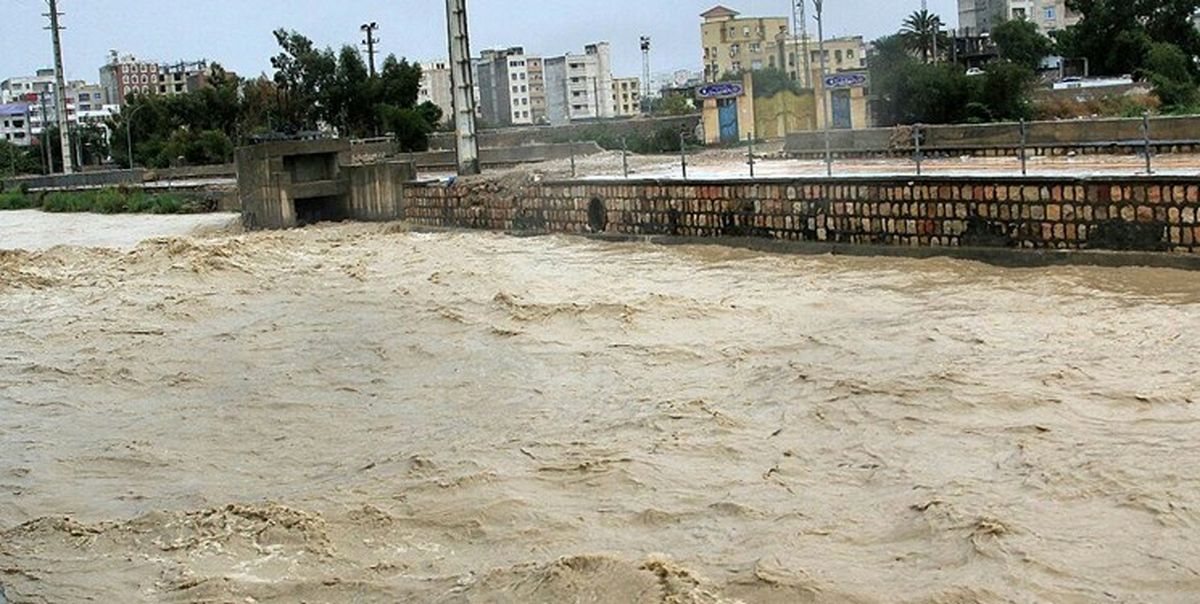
left=1, top=223, right=1198, bottom=603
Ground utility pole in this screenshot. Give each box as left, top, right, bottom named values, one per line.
left=446, top=0, right=480, bottom=175
left=815, top=0, right=832, bottom=176
left=361, top=22, right=380, bottom=78
left=45, top=0, right=74, bottom=174
left=792, top=1, right=812, bottom=88
left=640, top=36, right=652, bottom=113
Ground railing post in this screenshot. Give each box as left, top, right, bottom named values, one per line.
left=1019, top=119, right=1028, bottom=176
left=747, top=132, right=755, bottom=178
left=680, top=132, right=688, bottom=179
left=621, top=136, right=629, bottom=178
left=913, top=124, right=923, bottom=176
left=569, top=139, right=576, bottom=178
left=1142, top=111, right=1153, bottom=175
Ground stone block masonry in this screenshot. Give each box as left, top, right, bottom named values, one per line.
left=403, top=176, right=1200, bottom=254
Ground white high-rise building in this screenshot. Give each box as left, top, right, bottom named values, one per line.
left=958, top=0, right=1079, bottom=36
left=544, top=42, right=617, bottom=125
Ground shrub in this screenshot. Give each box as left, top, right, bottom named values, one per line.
left=0, top=191, right=36, bottom=210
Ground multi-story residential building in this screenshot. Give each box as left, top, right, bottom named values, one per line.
left=2, top=71, right=116, bottom=140
left=527, top=57, right=547, bottom=124
left=99, top=53, right=212, bottom=107
left=0, top=70, right=56, bottom=104
left=0, top=103, right=32, bottom=147
left=783, top=36, right=866, bottom=84
left=418, top=61, right=454, bottom=123
left=544, top=42, right=616, bottom=125
left=701, top=5, right=790, bottom=81
left=958, top=0, right=1080, bottom=36
left=475, top=47, right=535, bottom=126
left=613, top=77, right=641, bottom=116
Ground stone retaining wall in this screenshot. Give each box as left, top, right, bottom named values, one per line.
left=403, top=176, right=1200, bottom=254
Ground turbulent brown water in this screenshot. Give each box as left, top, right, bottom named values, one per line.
left=1, top=224, right=1198, bottom=603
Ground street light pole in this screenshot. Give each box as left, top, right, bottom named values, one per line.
left=126, top=103, right=147, bottom=170
left=815, top=0, right=832, bottom=176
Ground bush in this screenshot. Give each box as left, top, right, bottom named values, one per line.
left=0, top=191, right=36, bottom=210
left=37, top=188, right=203, bottom=214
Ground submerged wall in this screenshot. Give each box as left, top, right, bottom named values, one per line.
left=403, top=176, right=1200, bottom=254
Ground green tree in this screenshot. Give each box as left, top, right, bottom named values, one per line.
left=651, top=94, right=696, bottom=117
left=1143, top=42, right=1198, bottom=108
left=900, top=10, right=949, bottom=64
left=991, top=19, right=1054, bottom=70
left=751, top=67, right=803, bottom=97
left=270, top=29, right=337, bottom=131
left=0, top=141, right=43, bottom=177
left=1060, top=0, right=1200, bottom=76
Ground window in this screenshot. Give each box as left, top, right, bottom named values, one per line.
left=743, top=26, right=750, bottom=37
left=730, top=43, right=740, bottom=57
left=1045, top=7, right=1056, bottom=20
left=511, top=73, right=518, bottom=81
left=750, top=43, right=761, bottom=53
left=751, top=60, right=763, bottom=70
left=121, top=65, right=129, bottom=74
left=847, top=49, right=855, bottom=58
left=512, top=85, right=519, bottom=93
left=122, top=75, right=129, bottom=84
left=835, top=50, right=843, bottom=63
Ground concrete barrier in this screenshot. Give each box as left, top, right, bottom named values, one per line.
left=429, top=115, right=701, bottom=151
left=784, top=115, right=1200, bottom=158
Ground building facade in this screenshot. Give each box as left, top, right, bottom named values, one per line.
left=2, top=71, right=116, bottom=142
left=527, top=57, right=547, bottom=124
left=701, top=5, right=790, bottom=81
left=613, top=77, right=641, bottom=116
left=475, top=47, right=535, bottom=127
left=418, top=61, right=454, bottom=124
left=958, top=0, right=1080, bottom=36
left=99, top=53, right=212, bottom=107
left=0, top=103, right=32, bottom=147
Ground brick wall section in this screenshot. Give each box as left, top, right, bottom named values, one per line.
left=403, top=177, right=1200, bottom=253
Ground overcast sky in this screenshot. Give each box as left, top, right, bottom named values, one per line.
left=2, top=0, right=956, bottom=83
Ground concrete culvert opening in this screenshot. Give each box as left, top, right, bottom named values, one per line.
left=588, top=197, right=607, bottom=233
left=294, top=196, right=347, bottom=226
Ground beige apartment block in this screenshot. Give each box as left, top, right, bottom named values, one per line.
left=701, top=5, right=789, bottom=81
left=613, top=77, right=641, bottom=116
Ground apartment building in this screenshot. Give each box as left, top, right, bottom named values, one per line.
left=527, top=57, right=547, bottom=124
left=780, top=36, right=867, bottom=84
left=958, top=0, right=1079, bottom=36
left=476, top=47, right=535, bottom=126
left=548, top=42, right=616, bottom=124
left=99, top=53, right=212, bottom=107
left=418, top=61, right=454, bottom=122
left=700, top=5, right=790, bottom=81
left=0, top=103, right=32, bottom=147
left=613, top=77, right=641, bottom=116
left=2, top=71, right=115, bottom=140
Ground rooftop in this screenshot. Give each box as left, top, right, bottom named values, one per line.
left=701, top=5, right=740, bottom=20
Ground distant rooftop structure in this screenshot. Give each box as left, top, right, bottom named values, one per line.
left=701, top=5, right=740, bottom=20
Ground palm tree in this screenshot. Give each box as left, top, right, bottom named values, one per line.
left=900, top=10, right=948, bottom=64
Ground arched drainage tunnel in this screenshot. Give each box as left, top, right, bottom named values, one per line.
left=588, top=197, right=607, bottom=233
